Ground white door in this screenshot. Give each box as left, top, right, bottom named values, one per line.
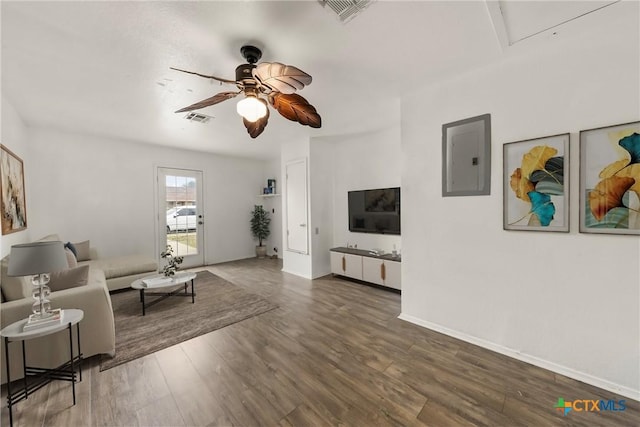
left=157, top=167, right=204, bottom=268
left=285, top=159, right=308, bottom=254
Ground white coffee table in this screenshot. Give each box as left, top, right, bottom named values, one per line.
left=1, top=309, right=84, bottom=427
left=131, top=272, right=197, bottom=316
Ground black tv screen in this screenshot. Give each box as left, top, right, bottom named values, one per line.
left=348, top=187, right=401, bottom=235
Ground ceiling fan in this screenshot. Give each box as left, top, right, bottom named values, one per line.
left=171, top=45, right=321, bottom=138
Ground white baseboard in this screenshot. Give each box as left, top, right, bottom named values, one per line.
left=398, top=313, right=640, bottom=401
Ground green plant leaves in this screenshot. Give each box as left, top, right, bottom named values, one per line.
left=250, top=205, right=271, bottom=246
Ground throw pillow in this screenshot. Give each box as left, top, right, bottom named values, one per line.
left=65, top=248, right=78, bottom=268
left=64, top=242, right=78, bottom=258
left=48, top=265, right=90, bottom=292
left=0, top=255, right=32, bottom=301
left=74, top=240, right=91, bottom=261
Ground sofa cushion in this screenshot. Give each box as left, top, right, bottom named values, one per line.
left=48, top=265, right=90, bottom=292
left=74, top=240, right=91, bottom=261
left=0, top=255, right=31, bottom=301
left=82, top=255, right=158, bottom=279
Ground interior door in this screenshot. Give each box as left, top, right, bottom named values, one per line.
left=285, top=158, right=308, bottom=254
left=157, top=167, right=204, bottom=268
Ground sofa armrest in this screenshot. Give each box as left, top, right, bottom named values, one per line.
left=1, top=277, right=116, bottom=383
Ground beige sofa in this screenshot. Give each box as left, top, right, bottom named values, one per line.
left=79, top=248, right=158, bottom=292
left=0, top=234, right=157, bottom=384
left=1, top=258, right=115, bottom=384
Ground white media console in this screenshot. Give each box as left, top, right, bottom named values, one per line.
left=329, top=247, right=401, bottom=291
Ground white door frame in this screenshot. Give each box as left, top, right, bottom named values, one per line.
left=285, top=158, right=309, bottom=254
left=156, top=167, right=205, bottom=268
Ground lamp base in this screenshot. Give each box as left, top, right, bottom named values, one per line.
left=31, top=273, right=53, bottom=318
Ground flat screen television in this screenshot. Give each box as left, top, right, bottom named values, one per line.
left=348, top=187, right=401, bottom=235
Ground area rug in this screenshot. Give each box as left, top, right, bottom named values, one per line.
left=100, top=270, right=278, bottom=371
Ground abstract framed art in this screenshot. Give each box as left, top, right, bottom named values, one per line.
left=579, top=121, right=640, bottom=235
left=0, top=144, right=28, bottom=235
left=503, top=133, right=569, bottom=232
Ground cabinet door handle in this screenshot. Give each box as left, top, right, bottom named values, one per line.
left=341, top=256, right=346, bottom=272
left=381, top=263, right=386, bottom=281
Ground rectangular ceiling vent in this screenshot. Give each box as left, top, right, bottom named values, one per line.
left=318, top=0, right=375, bottom=23
left=183, top=112, right=212, bottom=124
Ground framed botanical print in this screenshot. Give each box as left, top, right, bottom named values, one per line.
left=504, top=133, right=570, bottom=232
left=579, top=121, right=640, bottom=235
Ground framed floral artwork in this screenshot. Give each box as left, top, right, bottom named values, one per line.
left=503, top=133, right=569, bottom=232
left=1, top=144, right=28, bottom=235
left=579, top=121, right=640, bottom=235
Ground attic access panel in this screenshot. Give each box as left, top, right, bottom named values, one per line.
left=488, top=0, right=618, bottom=46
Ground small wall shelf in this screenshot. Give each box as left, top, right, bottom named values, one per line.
left=257, top=194, right=281, bottom=198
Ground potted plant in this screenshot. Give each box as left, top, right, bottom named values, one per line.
left=160, top=245, right=184, bottom=277
left=250, top=205, right=270, bottom=258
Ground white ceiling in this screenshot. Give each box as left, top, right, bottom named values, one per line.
left=0, top=1, right=629, bottom=160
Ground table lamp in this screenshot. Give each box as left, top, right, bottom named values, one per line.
left=8, top=241, right=68, bottom=320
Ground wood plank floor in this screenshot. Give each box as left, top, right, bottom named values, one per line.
left=2, top=258, right=638, bottom=426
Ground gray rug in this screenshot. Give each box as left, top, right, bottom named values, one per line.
left=100, top=270, right=278, bottom=371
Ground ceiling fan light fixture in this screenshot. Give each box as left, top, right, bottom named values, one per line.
left=237, top=95, right=267, bottom=122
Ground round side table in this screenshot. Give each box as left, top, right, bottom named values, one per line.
left=1, top=309, right=84, bottom=427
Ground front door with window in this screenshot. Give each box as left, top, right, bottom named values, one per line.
left=157, top=167, right=204, bottom=268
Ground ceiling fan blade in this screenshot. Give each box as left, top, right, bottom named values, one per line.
left=174, top=91, right=240, bottom=113
left=170, top=67, right=237, bottom=85
left=269, top=93, right=321, bottom=128
left=243, top=99, right=270, bottom=138
left=253, top=62, right=312, bottom=94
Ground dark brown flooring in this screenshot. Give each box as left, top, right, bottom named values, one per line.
left=2, top=257, right=638, bottom=426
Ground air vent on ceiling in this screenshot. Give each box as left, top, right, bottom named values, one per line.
left=318, top=0, right=375, bottom=23
left=183, top=112, right=213, bottom=123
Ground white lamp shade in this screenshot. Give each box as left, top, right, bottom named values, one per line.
left=236, top=96, right=267, bottom=122
left=7, top=241, right=69, bottom=276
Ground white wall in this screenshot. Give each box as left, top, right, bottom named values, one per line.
left=309, top=138, right=334, bottom=278
left=330, top=125, right=402, bottom=255
left=1, top=96, right=32, bottom=257
left=27, top=127, right=265, bottom=265
left=401, top=16, right=640, bottom=397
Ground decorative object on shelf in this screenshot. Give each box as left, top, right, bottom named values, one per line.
left=1, top=144, right=27, bottom=235
left=7, top=241, right=69, bottom=320
left=503, top=133, right=570, bottom=232
left=579, top=121, right=640, bottom=235
left=442, top=114, right=491, bottom=197
left=250, top=205, right=271, bottom=258
left=159, top=245, right=184, bottom=277
left=268, top=178, right=276, bottom=195
left=171, top=45, right=321, bottom=139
